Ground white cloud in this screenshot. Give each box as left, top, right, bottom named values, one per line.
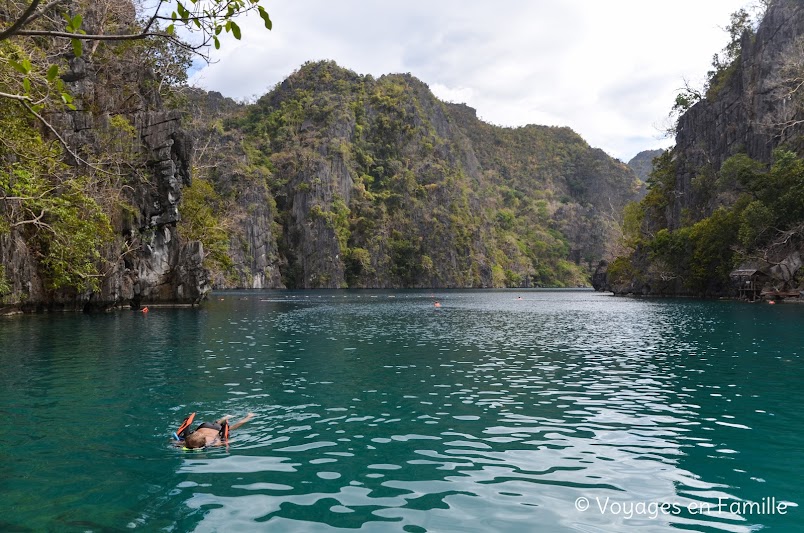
left=189, top=0, right=752, bottom=161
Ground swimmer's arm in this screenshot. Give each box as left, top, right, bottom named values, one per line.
left=228, top=412, right=254, bottom=431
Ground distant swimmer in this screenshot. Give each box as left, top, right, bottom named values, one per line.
left=173, top=412, right=254, bottom=449
left=516, top=296, right=523, bottom=300
left=434, top=301, right=442, bottom=308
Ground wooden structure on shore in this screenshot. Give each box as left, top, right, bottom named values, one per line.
left=730, top=266, right=769, bottom=301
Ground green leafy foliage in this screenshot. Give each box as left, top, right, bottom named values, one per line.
left=177, top=177, right=234, bottom=278
left=0, top=266, right=10, bottom=298
left=0, top=0, right=276, bottom=303
left=0, top=0, right=272, bottom=136
left=0, top=104, right=112, bottom=292
left=35, top=177, right=113, bottom=291
left=606, top=256, right=642, bottom=288
left=739, top=200, right=774, bottom=247
left=1, top=40, right=76, bottom=112
left=706, top=8, right=755, bottom=100
left=63, top=13, right=87, bottom=58
left=166, top=0, right=271, bottom=54
left=614, top=148, right=804, bottom=295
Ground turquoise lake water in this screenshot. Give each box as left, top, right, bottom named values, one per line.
left=1, top=290, right=803, bottom=531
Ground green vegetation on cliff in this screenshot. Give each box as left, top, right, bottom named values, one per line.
left=0, top=1, right=273, bottom=308
left=209, top=61, right=639, bottom=289
left=608, top=1, right=804, bottom=297
left=2, top=2, right=639, bottom=298
left=612, top=148, right=804, bottom=295
left=0, top=95, right=113, bottom=297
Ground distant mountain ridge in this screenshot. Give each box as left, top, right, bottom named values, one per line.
left=627, top=149, right=664, bottom=188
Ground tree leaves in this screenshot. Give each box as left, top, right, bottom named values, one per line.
left=62, top=12, right=85, bottom=57
left=0, top=106, right=112, bottom=293
left=176, top=2, right=190, bottom=24
left=9, top=58, right=31, bottom=74
left=258, top=6, right=273, bottom=30
left=46, top=64, right=59, bottom=82
left=230, top=21, right=241, bottom=40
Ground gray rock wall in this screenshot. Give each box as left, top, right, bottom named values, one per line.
left=0, top=60, right=208, bottom=312
left=671, top=0, right=804, bottom=229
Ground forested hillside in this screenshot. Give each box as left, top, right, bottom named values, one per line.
left=600, top=0, right=804, bottom=298
left=188, top=61, right=641, bottom=289
left=1, top=1, right=642, bottom=311
left=0, top=0, right=210, bottom=312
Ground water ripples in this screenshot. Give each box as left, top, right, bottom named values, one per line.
left=153, top=292, right=803, bottom=531
left=3, top=290, right=802, bottom=531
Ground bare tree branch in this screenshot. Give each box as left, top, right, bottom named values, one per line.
left=19, top=0, right=71, bottom=27
left=0, top=0, right=41, bottom=41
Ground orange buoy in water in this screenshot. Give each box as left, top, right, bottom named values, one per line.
left=768, top=300, right=776, bottom=305
left=142, top=306, right=149, bottom=313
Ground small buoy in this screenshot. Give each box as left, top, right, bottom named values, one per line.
left=142, top=306, right=149, bottom=313
left=768, top=300, right=776, bottom=305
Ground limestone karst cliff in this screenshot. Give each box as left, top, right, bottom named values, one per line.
left=0, top=1, right=208, bottom=312
left=188, top=61, right=641, bottom=290
left=600, top=0, right=804, bottom=298
left=1, top=6, right=644, bottom=310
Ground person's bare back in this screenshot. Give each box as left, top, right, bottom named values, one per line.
left=175, top=413, right=254, bottom=448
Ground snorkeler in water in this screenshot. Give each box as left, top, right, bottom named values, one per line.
left=174, top=412, right=254, bottom=449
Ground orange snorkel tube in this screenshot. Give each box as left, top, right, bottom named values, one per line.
left=174, top=412, right=196, bottom=440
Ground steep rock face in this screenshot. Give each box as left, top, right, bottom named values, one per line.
left=257, top=68, right=472, bottom=287
left=222, top=61, right=640, bottom=289
left=0, top=3, right=208, bottom=312
left=447, top=103, right=642, bottom=267
left=670, top=0, right=804, bottom=229
left=11, top=109, right=208, bottom=312
left=116, top=111, right=207, bottom=309
left=179, top=90, right=283, bottom=289
left=599, top=0, right=804, bottom=298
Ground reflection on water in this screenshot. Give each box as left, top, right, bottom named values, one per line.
left=1, top=290, right=802, bottom=531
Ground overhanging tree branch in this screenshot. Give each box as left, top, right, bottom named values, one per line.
left=0, top=0, right=273, bottom=183
left=16, top=29, right=169, bottom=41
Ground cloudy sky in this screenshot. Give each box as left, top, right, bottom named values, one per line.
left=188, top=0, right=755, bottom=162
